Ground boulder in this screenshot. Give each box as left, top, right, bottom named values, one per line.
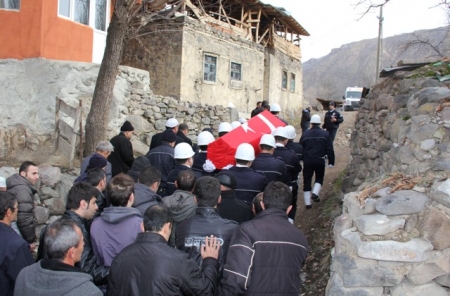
left=38, top=164, right=61, bottom=187
left=375, top=190, right=430, bottom=215
left=417, top=207, right=450, bottom=250
left=355, top=214, right=405, bottom=236
left=34, top=206, right=50, bottom=224
left=44, top=198, right=66, bottom=215
left=391, top=280, right=447, bottom=296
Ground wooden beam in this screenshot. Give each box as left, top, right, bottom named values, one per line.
left=184, top=0, right=205, bottom=23
left=255, top=8, right=261, bottom=41
left=258, top=26, right=270, bottom=44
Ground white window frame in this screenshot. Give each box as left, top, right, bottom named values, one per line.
left=0, top=0, right=20, bottom=10
left=281, top=70, right=288, bottom=90
left=57, top=0, right=90, bottom=26
left=230, top=61, right=242, bottom=81
left=57, top=0, right=109, bottom=32
left=290, top=73, right=296, bottom=92
left=203, top=53, right=218, bottom=84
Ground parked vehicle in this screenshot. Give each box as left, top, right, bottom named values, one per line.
left=342, top=86, right=370, bottom=111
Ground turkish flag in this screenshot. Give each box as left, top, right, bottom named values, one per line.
left=208, top=110, right=286, bottom=169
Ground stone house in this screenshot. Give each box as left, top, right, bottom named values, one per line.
left=121, top=0, right=309, bottom=114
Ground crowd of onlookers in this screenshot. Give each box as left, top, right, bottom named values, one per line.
left=1, top=101, right=343, bottom=295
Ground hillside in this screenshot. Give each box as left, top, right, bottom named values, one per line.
left=302, top=26, right=450, bottom=105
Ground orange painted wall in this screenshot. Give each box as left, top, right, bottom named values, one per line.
left=0, top=0, right=93, bottom=62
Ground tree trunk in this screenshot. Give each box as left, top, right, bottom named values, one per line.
left=84, top=0, right=130, bottom=156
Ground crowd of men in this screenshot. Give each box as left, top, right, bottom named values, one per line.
left=0, top=102, right=343, bottom=295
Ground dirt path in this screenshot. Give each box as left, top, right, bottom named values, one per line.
left=294, top=110, right=356, bottom=295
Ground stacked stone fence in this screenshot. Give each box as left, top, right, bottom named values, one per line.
left=328, top=72, right=450, bottom=295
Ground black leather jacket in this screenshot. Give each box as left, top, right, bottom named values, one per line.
left=108, top=232, right=219, bottom=295
left=37, top=210, right=109, bottom=285
left=175, top=208, right=238, bottom=275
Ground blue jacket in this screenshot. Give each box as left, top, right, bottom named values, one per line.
left=251, top=153, right=289, bottom=184
left=273, top=146, right=302, bottom=183
left=0, top=223, right=34, bottom=296
left=224, top=166, right=267, bottom=204
left=146, top=143, right=176, bottom=189
left=300, top=126, right=335, bottom=166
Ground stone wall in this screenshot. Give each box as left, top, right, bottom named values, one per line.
left=327, top=73, right=450, bottom=295
left=0, top=58, right=233, bottom=165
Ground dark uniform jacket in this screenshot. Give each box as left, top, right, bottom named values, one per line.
left=285, top=140, right=304, bottom=162
left=149, top=131, right=184, bottom=150
left=108, top=133, right=134, bottom=176
left=224, top=166, right=267, bottom=204
left=323, top=109, right=344, bottom=131
left=301, top=109, right=311, bottom=130
left=175, top=208, right=238, bottom=275
left=273, top=146, right=302, bottom=185
left=6, top=174, right=36, bottom=243
left=0, top=222, right=34, bottom=296
left=192, top=151, right=218, bottom=177
left=300, top=126, right=335, bottom=165
left=108, top=232, right=219, bottom=296
left=219, top=208, right=309, bottom=296
left=146, top=143, right=176, bottom=195
left=217, top=190, right=253, bottom=224
left=37, top=211, right=109, bottom=285
left=177, top=131, right=193, bottom=147
left=251, top=153, right=289, bottom=184
left=166, top=164, right=202, bottom=196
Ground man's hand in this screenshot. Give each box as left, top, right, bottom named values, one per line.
left=201, top=235, right=220, bottom=260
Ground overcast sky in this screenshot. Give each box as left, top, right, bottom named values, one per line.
left=262, top=0, right=449, bottom=62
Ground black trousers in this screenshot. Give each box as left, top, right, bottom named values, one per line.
left=303, top=161, right=325, bottom=192
left=327, top=129, right=338, bottom=142
left=288, top=182, right=298, bottom=220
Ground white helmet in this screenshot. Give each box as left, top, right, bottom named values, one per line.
left=218, top=122, right=232, bottom=133
left=231, top=121, right=241, bottom=130
left=174, top=143, right=195, bottom=159
left=311, top=114, right=321, bottom=124
left=273, top=126, right=289, bottom=138
left=197, top=131, right=215, bottom=146
left=235, top=143, right=255, bottom=161
left=239, top=118, right=247, bottom=124
left=270, top=103, right=281, bottom=112
left=259, top=134, right=276, bottom=148
left=284, top=125, right=296, bottom=140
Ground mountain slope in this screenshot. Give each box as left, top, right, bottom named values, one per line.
left=302, top=26, right=450, bottom=104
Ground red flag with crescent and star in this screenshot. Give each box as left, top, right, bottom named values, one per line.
left=207, top=110, right=286, bottom=169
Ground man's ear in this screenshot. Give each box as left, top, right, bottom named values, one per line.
left=286, top=205, right=292, bottom=215
left=140, top=222, right=145, bottom=232
left=128, top=193, right=135, bottom=206
left=193, top=196, right=197, bottom=204
left=80, top=200, right=87, bottom=210
left=174, top=180, right=178, bottom=189
left=217, top=195, right=222, bottom=204
left=259, top=200, right=266, bottom=211
left=19, top=171, right=26, bottom=178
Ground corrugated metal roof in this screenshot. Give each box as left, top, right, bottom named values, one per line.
left=226, top=0, right=309, bottom=36
left=257, top=0, right=309, bottom=36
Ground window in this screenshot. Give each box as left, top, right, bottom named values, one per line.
left=290, top=73, right=296, bottom=92
left=0, top=0, right=20, bottom=10
left=282, top=71, right=287, bottom=90
left=58, top=0, right=90, bottom=26
left=204, top=55, right=217, bottom=82
left=230, top=62, right=242, bottom=81
left=95, top=0, right=107, bottom=31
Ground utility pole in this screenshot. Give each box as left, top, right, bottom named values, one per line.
left=375, top=5, right=384, bottom=83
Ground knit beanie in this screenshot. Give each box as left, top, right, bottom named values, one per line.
left=87, top=154, right=107, bottom=170
left=121, top=121, right=134, bottom=132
